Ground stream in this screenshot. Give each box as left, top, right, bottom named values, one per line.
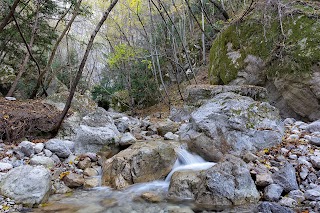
left=32, top=149, right=256, bottom=213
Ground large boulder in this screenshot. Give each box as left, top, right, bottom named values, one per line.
left=185, top=92, right=283, bottom=157
left=168, top=155, right=260, bottom=206
left=102, top=140, right=178, bottom=189
left=74, top=108, right=121, bottom=153
left=0, top=165, right=51, bottom=206
left=208, top=2, right=320, bottom=121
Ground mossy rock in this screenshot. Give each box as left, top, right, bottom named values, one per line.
left=208, top=2, right=320, bottom=121
left=209, top=6, right=320, bottom=84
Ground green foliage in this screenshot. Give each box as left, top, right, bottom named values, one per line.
left=92, top=44, right=159, bottom=110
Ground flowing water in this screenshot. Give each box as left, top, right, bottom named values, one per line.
left=32, top=148, right=224, bottom=213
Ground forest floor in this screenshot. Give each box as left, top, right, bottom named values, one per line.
left=0, top=97, right=60, bottom=144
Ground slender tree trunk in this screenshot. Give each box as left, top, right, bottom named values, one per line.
left=7, top=1, right=40, bottom=97
left=201, top=0, right=206, bottom=64
left=0, top=0, right=21, bottom=32
left=152, top=0, right=198, bottom=84
left=30, top=0, right=83, bottom=98
left=53, top=0, right=119, bottom=133
left=12, top=13, right=47, bottom=96
left=208, top=0, right=230, bottom=20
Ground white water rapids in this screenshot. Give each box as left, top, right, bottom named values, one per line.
left=33, top=148, right=216, bottom=213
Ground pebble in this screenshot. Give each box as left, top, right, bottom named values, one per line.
left=0, top=162, right=13, bottom=172
left=310, top=155, right=320, bottom=169
left=279, top=197, right=297, bottom=207
left=34, top=143, right=44, bottom=154
left=264, top=184, right=283, bottom=202
left=256, top=173, right=273, bottom=187
left=305, top=189, right=320, bottom=201
left=288, top=190, right=305, bottom=203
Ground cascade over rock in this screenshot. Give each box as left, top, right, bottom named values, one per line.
left=168, top=155, right=260, bottom=206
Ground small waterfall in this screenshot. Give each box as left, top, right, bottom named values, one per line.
left=165, top=148, right=216, bottom=182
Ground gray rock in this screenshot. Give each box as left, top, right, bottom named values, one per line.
left=279, top=197, right=297, bottom=207
left=119, top=132, right=137, bottom=146
left=284, top=118, right=296, bottom=126
left=83, top=177, right=100, bottom=188
left=84, top=168, right=99, bottom=177
left=102, top=141, right=178, bottom=189
left=256, top=173, right=273, bottom=187
left=264, top=184, right=283, bottom=202
left=185, top=85, right=268, bottom=106
left=45, top=139, right=74, bottom=158
left=288, top=190, right=305, bottom=203
left=187, top=133, right=223, bottom=162
left=77, top=157, right=91, bottom=170
left=30, top=156, right=55, bottom=168
left=305, top=189, right=320, bottom=201
left=305, top=135, right=320, bottom=146
left=0, top=165, right=51, bottom=206
left=190, top=155, right=259, bottom=206
left=300, top=165, right=310, bottom=180
left=34, top=143, right=44, bottom=154
left=53, top=181, right=72, bottom=194
left=288, top=134, right=299, bottom=140
left=164, top=132, right=179, bottom=141
left=18, top=141, right=35, bottom=157
left=169, top=107, right=192, bottom=122
left=5, top=97, right=16, bottom=101
left=168, top=170, right=201, bottom=200
left=63, top=173, right=84, bottom=188
left=189, top=92, right=283, bottom=156
left=306, top=120, right=320, bottom=133
left=242, top=151, right=259, bottom=163
left=44, top=149, right=52, bottom=157
left=257, top=202, right=294, bottom=213
left=114, top=117, right=131, bottom=133
left=157, top=120, right=179, bottom=136
left=272, top=162, right=299, bottom=193
left=0, top=162, right=13, bottom=172
left=51, top=154, right=61, bottom=164
left=74, top=108, right=120, bottom=153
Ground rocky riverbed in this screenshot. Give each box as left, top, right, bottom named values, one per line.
left=1, top=87, right=320, bottom=212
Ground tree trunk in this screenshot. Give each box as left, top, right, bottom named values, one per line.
left=30, top=0, right=83, bottom=98
left=201, top=0, right=206, bottom=64
left=6, top=0, right=40, bottom=97
left=0, top=0, right=21, bottom=33
left=53, top=0, right=119, bottom=133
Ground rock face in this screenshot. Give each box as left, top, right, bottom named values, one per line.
left=102, top=141, right=178, bottom=189
left=186, top=92, right=283, bottom=157
left=208, top=4, right=320, bottom=121
left=0, top=165, right=51, bottom=206
left=185, top=84, right=268, bottom=106
left=74, top=108, right=120, bottom=153
left=168, top=155, right=260, bottom=206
